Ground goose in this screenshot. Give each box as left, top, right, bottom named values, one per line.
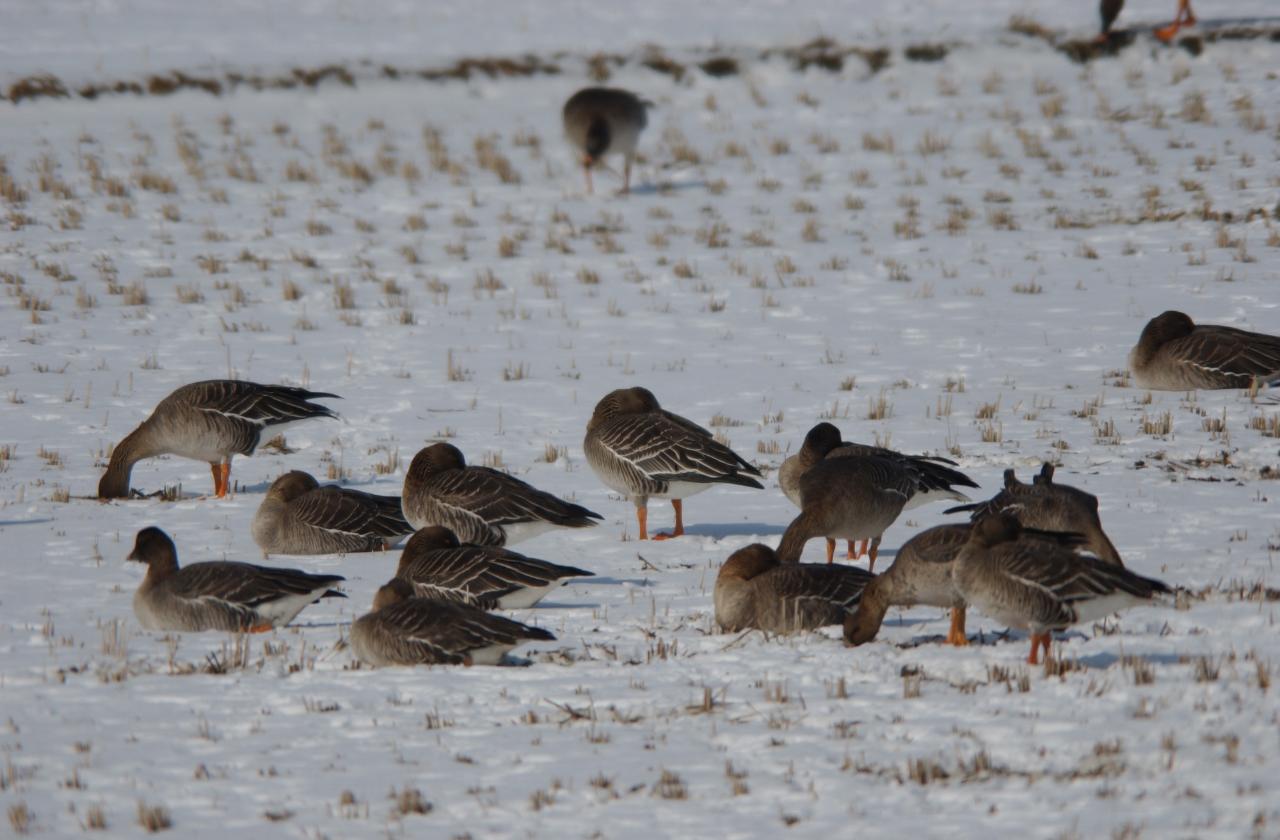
left=127, top=527, right=344, bottom=633
left=779, top=422, right=976, bottom=561
left=349, top=578, right=555, bottom=666
left=402, top=443, right=601, bottom=546
left=952, top=515, right=1170, bottom=664
left=584, top=387, right=763, bottom=540
left=98, top=379, right=339, bottom=499
left=395, top=526, right=594, bottom=609
left=251, top=470, right=412, bottom=556
left=843, top=523, right=972, bottom=647
left=714, top=544, right=872, bottom=634
left=562, top=87, right=649, bottom=194
left=1128, top=310, right=1280, bottom=391
left=946, top=463, right=1123, bottom=566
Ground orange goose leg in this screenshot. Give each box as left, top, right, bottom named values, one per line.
left=636, top=506, right=649, bottom=541
left=1027, top=632, right=1052, bottom=665
left=946, top=608, right=969, bottom=646
left=210, top=464, right=223, bottom=497
left=218, top=462, right=231, bottom=498
left=652, top=499, right=685, bottom=540
left=866, top=537, right=881, bottom=573
left=1154, top=0, right=1194, bottom=42
left=825, top=538, right=836, bottom=564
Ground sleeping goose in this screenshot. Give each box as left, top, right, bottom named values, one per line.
left=402, top=443, right=601, bottom=546
left=349, top=578, right=555, bottom=667
left=98, top=379, right=340, bottom=499
left=779, top=422, right=977, bottom=561
left=946, top=463, right=1123, bottom=566
left=1128, top=310, right=1280, bottom=391
left=714, top=544, right=872, bottom=634
left=952, top=515, right=1170, bottom=664
left=128, top=527, right=344, bottom=633
left=584, top=387, right=763, bottom=540
left=843, top=523, right=972, bottom=647
left=562, top=87, right=649, bottom=194
left=251, top=470, right=412, bottom=556
left=395, top=525, right=594, bottom=609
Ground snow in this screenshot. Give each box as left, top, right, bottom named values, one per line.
left=2, top=1, right=1280, bottom=836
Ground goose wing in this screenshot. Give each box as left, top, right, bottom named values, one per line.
left=770, top=563, right=874, bottom=611
left=379, top=598, right=555, bottom=659
left=182, top=380, right=340, bottom=426
left=431, top=467, right=601, bottom=526
left=169, top=561, right=344, bottom=608
left=1171, top=326, right=1280, bottom=386
left=594, top=412, right=762, bottom=486
left=403, top=546, right=593, bottom=604
left=292, top=486, right=411, bottom=539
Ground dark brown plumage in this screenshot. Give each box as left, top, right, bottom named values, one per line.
left=714, top=544, right=872, bottom=634
left=252, top=471, right=411, bottom=555
left=1129, top=310, right=1280, bottom=391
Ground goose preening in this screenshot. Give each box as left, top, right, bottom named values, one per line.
left=714, top=544, right=873, bottom=634
left=562, top=87, right=649, bottom=194
left=251, top=471, right=412, bottom=556
left=952, top=515, right=1170, bottom=664
left=1128, top=310, right=1280, bottom=392
left=349, top=578, right=555, bottom=666
left=98, top=380, right=340, bottom=499
left=584, top=387, right=763, bottom=540
left=402, top=443, right=601, bottom=546
left=394, top=525, right=594, bottom=609
left=779, top=422, right=976, bottom=563
left=946, top=464, right=1123, bottom=566
left=843, top=523, right=972, bottom=648
left=1097, top=0, right=1196, bottom=42
left=127, top=527, right=344, bottom=633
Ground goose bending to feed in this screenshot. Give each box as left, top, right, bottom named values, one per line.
left=953, top=515, right=1170, bottom=664
left=714, top=544, right=872, bottom=634
left=779, top=422, right=977, bottom=561
left=1128, top=310, right=1280, bottom=391
left=946, top=463, right=1123, bottom=566
left=562, top=87, right=648, bottom=194
left=843, top=523, right=972, bottom=648
left=395, top=526, right=594, bottom=609
left=251, top=471, right=412, bottom=556
left=350, top=578, right=555, bottom=666
left=128, top=527, right=344, bottom=633
left=98, top=380, right=340, bottom=499
left=584, top=387, right=763, bottom=540
left=402, top=443, right=601, bottom=546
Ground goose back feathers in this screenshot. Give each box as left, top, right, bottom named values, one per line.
left=252, top=470, right=412, bottom=555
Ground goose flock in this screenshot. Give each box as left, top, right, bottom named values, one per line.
left=92, top=85, right=1280, bottom=670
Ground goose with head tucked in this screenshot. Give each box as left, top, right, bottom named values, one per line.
left=350, top=578, right=555, bottom=667
left=402, top=443, right=601, bottom=546
left=252, top=470, right=412, bottom=556
left=1128, top=310, right=1280, bottom=392
left=584, top=387, right=763, bottom=540
left=714, top=543, right=872, bottom=635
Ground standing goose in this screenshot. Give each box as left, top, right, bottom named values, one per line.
left=714, top=544, right=873, bottom=634
left=98, top=379, right=340, bottom=499
left=350, top=578, right=555, bottom=667
left=946, top=464, right=1123, bottom=566
left=402, top=443, right=601, bottom=546
left=395, top=526, right=594, bottom=609
left=127, top=527, right=345, bottom=633
left=251, top=471, right=412, bottom=556
left=1128, top=310, right=1280, bottom=391
left=952, top=515, right=1170, bottom=664
left=779, top=422, right=977, bottom=560
left=843, top=523, right=972, bottom=648
left=584, top=387, right=763, bottom=540
left=562, top=87, right=649, bottom=194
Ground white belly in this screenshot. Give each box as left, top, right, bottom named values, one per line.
left=649, top=481, right=714, bottom=502
left=496, top=582, right=561, bottom=609
left=499, top=520, right=562, bottom=546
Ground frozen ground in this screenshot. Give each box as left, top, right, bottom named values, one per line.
left=2, top=2, right=1280, bottom=837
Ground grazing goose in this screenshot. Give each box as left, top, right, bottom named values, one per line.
left=946, top=464, right=1123, bottom=566
left=349, top=578, right=555, bottom=667
left=562, top=87, right=649, bottom=194
left=128, top=527, right=344, bottom=633
left=402, top=443, right=601, bottom=546
left=395, top=526, right=594, bottom=609
left=952, top=515, right=1170, bottom=664
left=584, top=387, right=763, bottom=540
left=98, top=380, right=340, bottom=499
left=843, top=523, right=972, bottom=647
left=714, top=544, right=873, bottom=634
left=1128, top=310, right=1280, bottom=391
left=779, top=422, right=977, bottom=560
left=251, top=471, right=412, bottom=556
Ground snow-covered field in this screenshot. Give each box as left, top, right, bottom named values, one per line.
left=2, top=2, right=1280, bottom=836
